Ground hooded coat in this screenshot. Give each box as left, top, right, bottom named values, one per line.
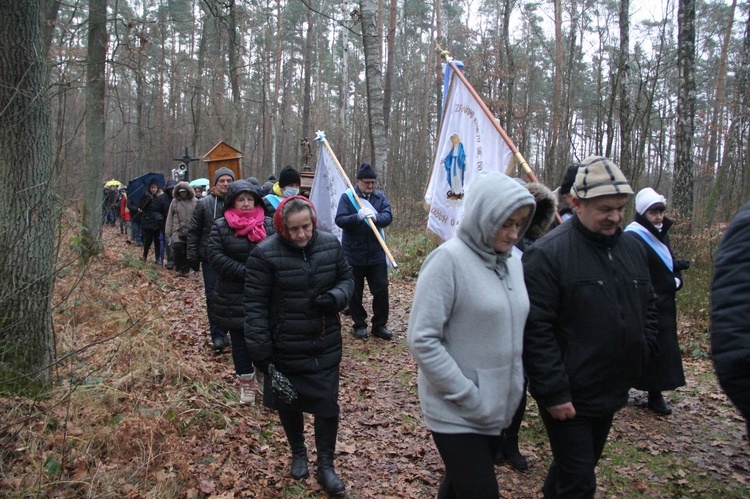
left=625, top=213, right=686, bottom=392
left=187, top=187, right=228, bottom=262
left=244, top=196, right=354, bottom=415
left=407, top=172, right=536, bottom=435
left=517, top=181, right=558, bottom=251
left=165, top=181, right=197, bottom=242
left=209, top=182, right=273, bottom=332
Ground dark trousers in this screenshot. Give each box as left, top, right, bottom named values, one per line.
left=350, top=262, right=389, bottom=329
left=539, top=406, right=614, bottom=499
left=431, top=431, right=501, bottom=499
left=131, top=220, right=142, bottom=245
left=228, top=329, right=253, bottom=376
left=173, top=241, right=188, bottom=273
left=201, top=260, right=226, bottom=339
left=141, top=228, right=161, bottom=262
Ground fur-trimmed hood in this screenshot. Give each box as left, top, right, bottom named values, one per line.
left=523, top=182, right=558, bottom=241
left=174, top=181, right=195, bottom=200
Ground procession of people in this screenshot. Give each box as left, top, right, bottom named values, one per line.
left=95, top=151, right=750, bottom=499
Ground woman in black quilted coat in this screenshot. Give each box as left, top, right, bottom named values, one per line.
left=244, top=196, right=353, bottom=496
left=208, top=180, right=273, bottom=404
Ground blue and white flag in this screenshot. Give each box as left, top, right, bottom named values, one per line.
left=310, top=139, right=348, bottom=241
left=425, top=61, right=513, bottom=242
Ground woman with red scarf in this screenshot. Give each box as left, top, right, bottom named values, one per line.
left=209, top=180, right=274, bottom=404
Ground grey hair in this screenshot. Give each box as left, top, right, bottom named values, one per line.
left=281, top=197, right=317, bottom=227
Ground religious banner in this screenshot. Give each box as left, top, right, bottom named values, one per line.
left=425, top=61, right=513, bottom=242
left=309, top=137, right=348, bottom=241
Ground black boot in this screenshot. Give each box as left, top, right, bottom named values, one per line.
left=495, top=387, right=529, bottom=470
left=278, top=410, right=309, bottom=479
left=502, top=433, right=529, bottom=471
left=314, top=415, right=345, bottom=496
left=648, top=391, right=672, bottom=415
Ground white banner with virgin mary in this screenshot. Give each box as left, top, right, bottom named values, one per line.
left=424, top=62, right=513, bottom=242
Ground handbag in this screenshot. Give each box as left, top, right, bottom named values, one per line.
left=178, top=226, right=189, bottom=241
left=269, top=363, right=298, bottom=404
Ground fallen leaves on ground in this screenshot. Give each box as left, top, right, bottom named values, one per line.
left=0, top=226, right=748, bottom=497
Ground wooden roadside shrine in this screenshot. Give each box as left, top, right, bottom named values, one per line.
left=203, top=141, right=242, bottom=183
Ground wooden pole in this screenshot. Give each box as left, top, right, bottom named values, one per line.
left=315, top=132, right=399, bottom=268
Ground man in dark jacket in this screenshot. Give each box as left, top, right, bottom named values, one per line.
left=188, top=166, right=235, bottom=352
left=335, top=163, right=393, bottom=340
left=522, top=155, right=659, bottom=498
left=711, top=202, right=750, bottom=439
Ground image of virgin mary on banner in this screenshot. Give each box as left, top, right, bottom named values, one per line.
left=424, top=61, right=513, bottom=242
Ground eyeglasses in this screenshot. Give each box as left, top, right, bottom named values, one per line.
left=359, top=180, right=376, bottom=186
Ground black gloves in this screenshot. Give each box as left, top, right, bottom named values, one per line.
left=314, top=292, right=336, bottom=312
left=674, top=259, right=691, bottom=272
left=188, top=259, right=200, bottom=272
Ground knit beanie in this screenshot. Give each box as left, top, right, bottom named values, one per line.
left=356, top=163, right=377, bottom=180
left=560, top=164, right=580, bottom=195
left=635, top=187, right=667, bottom=215
left=278, top=166, right=301, bottom=188
left=214, top=166, right=236, bottom=185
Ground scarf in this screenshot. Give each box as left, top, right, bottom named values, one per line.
left=224, top=206, right=266, bottom=242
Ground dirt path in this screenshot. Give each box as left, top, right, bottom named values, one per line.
left=3, top=227, right=748, bottom=498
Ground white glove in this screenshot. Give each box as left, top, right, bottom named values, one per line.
left=358, top=207, right=376, bottom=220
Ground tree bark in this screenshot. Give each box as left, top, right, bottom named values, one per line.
left=0, top=0, right=56, bottom=391
left=360, top=0, right=389, bottom=187
left=383, top=0, right=397, bottom=134
left=673, top=0, right=696, bottom=222
left=706, top=0, right=737, bottom=174
left=81, top=0, right=108, bottom=257
left=618, top=0, right=632, bottom=178
left=302, top=4, right=314, bottom=142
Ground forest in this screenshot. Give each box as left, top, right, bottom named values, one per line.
left=1, top=0, right=750, bottom=496
left=32, top=0, right=750, bottom=226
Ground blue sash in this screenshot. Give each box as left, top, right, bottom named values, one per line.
left=624, top=221, right=673, bottom=272
left=265, top=194, right=283, bottom=209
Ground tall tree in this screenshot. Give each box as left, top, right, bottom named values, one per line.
left=618, top=0, right=632, bottom=178
left=0, top=0, right=56, bottom=392
left=360, top=0, right=389, bottom=186
left=81, top=0, right=108, bottom=257
left=673, top=0, right=696, bottom=221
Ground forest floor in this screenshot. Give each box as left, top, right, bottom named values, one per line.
left=1, top=226, right=749, bottom=498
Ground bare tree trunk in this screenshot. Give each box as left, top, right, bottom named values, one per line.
left=360, top=0, right=389, bottom=186
left=0, top=0, right=56, bottom=391
left=192, top=17, right=208, bottom=157
left=547, top=0, right=563, bottom=178
left=43, top=0, right=61, bottom=55
left=706, top=0, right=737, bottom=173
left=706, top=3, right=750, bottom=223
left=673, top=0, right=696, bottom=222
left=226, top=0, right=243, bottom=148
left=81, top=0, right=108, bottom=257
left=302, top=4, right=314, bottom=141
left=383, top=0, right=396, bottom=134
left=618, top=0, right=632, bottom=178
left=503, top=0, right=515, bottom=133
